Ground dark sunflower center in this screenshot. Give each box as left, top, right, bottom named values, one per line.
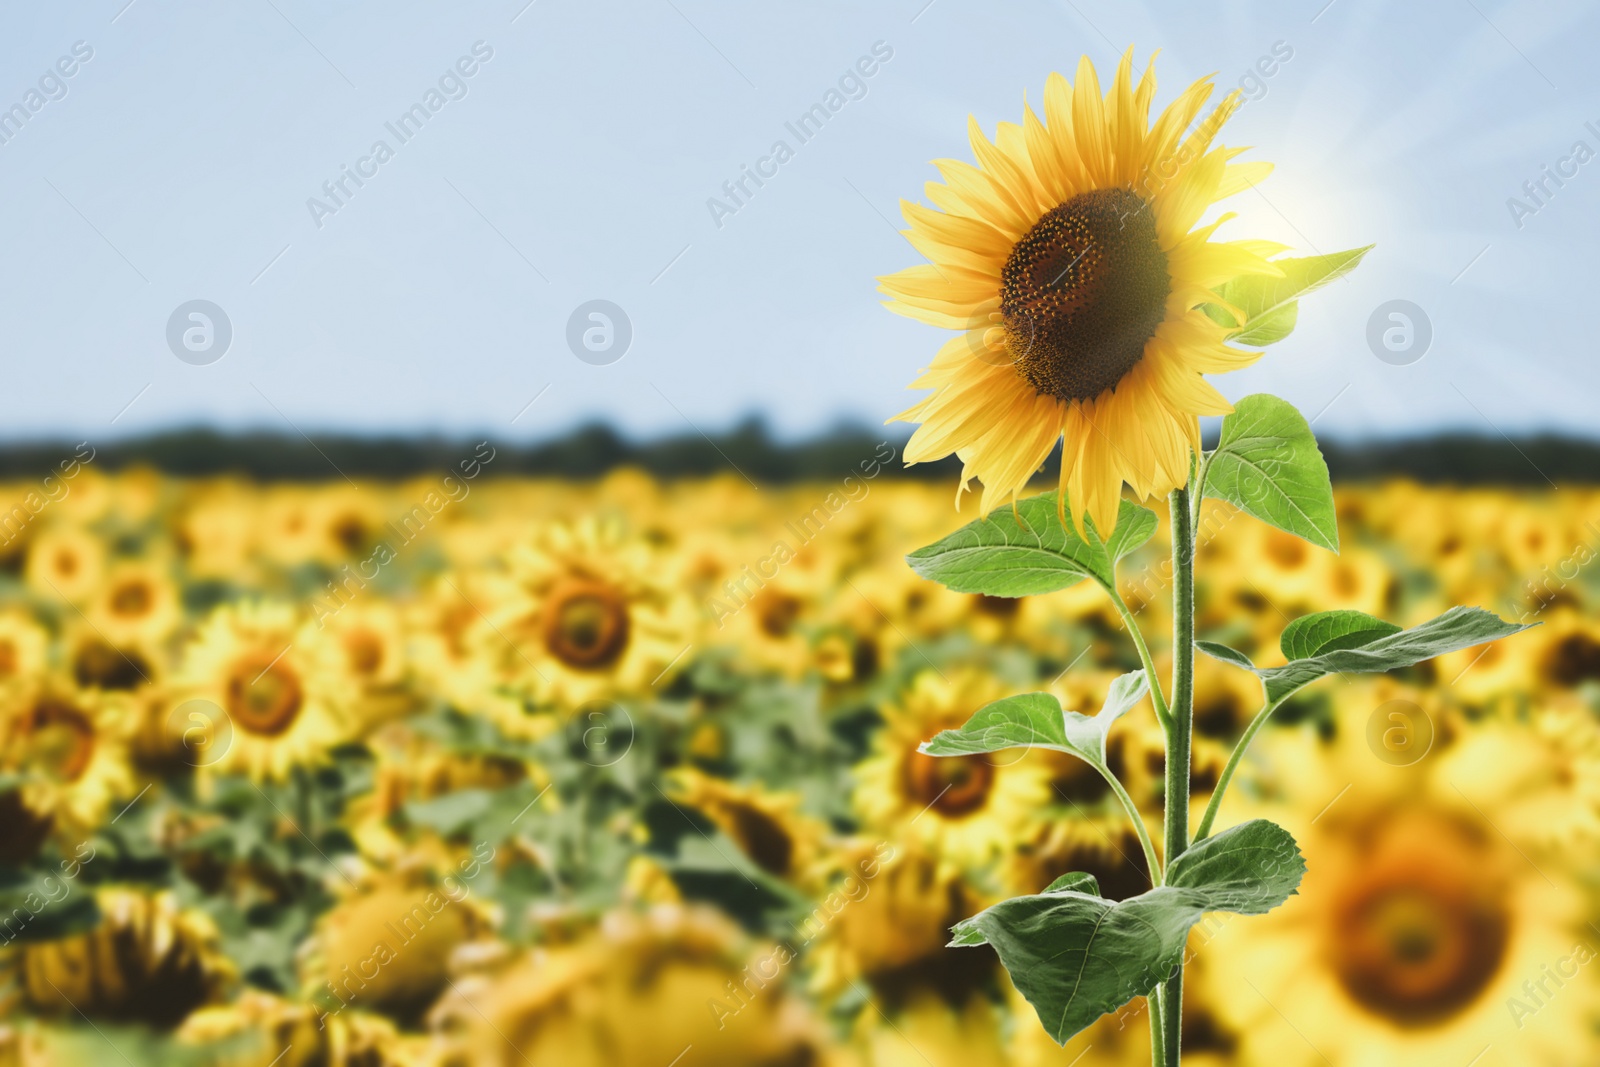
left=904, top=751, right=994, bottom=818
left=30, top=700, right=97, bottom=782
left=1332, top=879, right=1509, bottom=1025
left=344, top=629, right=385, bottom=676
left=226, top=653, right=306, bottom=737
left=754, top=590, right=802, bottom=639
left=541, top=578, right=631, bottom=670
left=1545, top=632, right=1600, bottom=687
left=110, top=580, right=153, bottom=617
left=1001, top=187, right=1169, bottom=402
left=728, top=804, right=795, bottom=877
left=72, top=639, right=151, bottom=692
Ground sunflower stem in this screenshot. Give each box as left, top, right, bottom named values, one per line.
left=1149, top=986, right=1167, bottom=1066
left=1161, top=468, right=1197, bottom=1067
left=1099, top=767, right=1163, bottom=887
left=1108, top=587, right=1172, bottom=733
left=1193, top=696, right=1286, bottom=843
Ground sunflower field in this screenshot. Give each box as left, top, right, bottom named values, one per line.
left=0, top=461, right=1595, bottom=1066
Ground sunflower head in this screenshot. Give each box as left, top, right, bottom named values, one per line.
left=0, top=680, right=134, bottom=838
left=20, top=889, right=233, bottom=1027
left=883, top=50, right=1285, bottom=534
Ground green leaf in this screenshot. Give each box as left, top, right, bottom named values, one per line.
left=1204, top=246, right=1373, bottom=346
left=919, top=671, right=1148, bottom=771
left=1279, top=610, right=1402, bottom=660
left=952, top=820, right=1303, bottom=1045
left=1194, top=640, right=1256, bottom=673
left=1043, top=872, right=1102, bottom=896
left=1199, top=606, right=1536, bottom=705
left=1203, top=394, right=1338, bottom=552
left=906, top=492, right=1157, bottom=597
left=1165, top=819, right=1307, bottom=912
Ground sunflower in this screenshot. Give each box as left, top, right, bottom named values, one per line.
left=853, top=669, right=1050, bottom=869
left=258, top=487, right=332, bottom=567
left=18, top=889, right=233, bottom=1027
left=0, top=680, right=134, bottom=840
left=177, top=990, right=421, bottom=1067
left=63, top=623, right=159, bottom=694
left=427, top=905, right=830, bottom=1067
left=808, top=838, right=995, bottom=1008
left=478, top=516, right=697, bottom=709
left=298, top=865, right=492, bottom=1026
left=1434, top=695, right=1600, bottom=849
left=668, top=768, right=831, bottom=891
left=23, top=525, right=105, bottom=605
left=883, top=50, right=1283, bottom=533
left=170, top=601, right=350, bottom=781
left=0, top=612, right=49, bottom=696
left=174, top=480, right=259, bottom=581
left=405, top=573, right=524, bottom=730
left=1196, top=720, right=1600, bottom=1064
left=1003, top=813, right=1155, bottom=902
left=852, top=990, right=1008, bottom=1067
left=86, top=558, right=182, bottom=648
left=318, top=600, right=414, bottom=730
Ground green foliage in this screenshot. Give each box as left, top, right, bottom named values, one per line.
left=1203, top=394, right=1338, bottom=552
left=1199, top=606, right=1536, bottom=705
left=1279, top=609, right=1402, bottom=660
left=950, top=820, right=1304, bottom=1045
left=906, top=493, right=1157, bottom=597
left=918, top=670, right=1148, bottom=772
left=1203, top=246, right=1373, bottom=345
left=1043, top=871, right=1102, bottom=895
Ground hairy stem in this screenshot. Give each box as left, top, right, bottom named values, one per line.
left=1149, top=986, right=1167, bottom=1066
left=1162, top=471, right=1197, bottom=1067
left=1108, top=586, right=1173, bottom=733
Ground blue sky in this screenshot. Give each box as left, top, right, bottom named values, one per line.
left=1, top=0, right=1596, bottom=444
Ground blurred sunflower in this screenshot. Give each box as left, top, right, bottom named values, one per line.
left=313, top=485, right=387, bottom=561
left=1004, top=813, right=1154, bottom=901
left=1530, top=606, right=1600, bottom=693
left=428, top=906, right=829, bottom=1067
left=178, top=990, right=419, bottom=1067
left=706, top=539, right=840, bottom=679
left=17, top=889, right=233, bottom=1027
left=23, top=525, right=105, bottom=605
left=883, top=49, right=1283, bottom=532
left=406, top=573, right=522, bottom=729
left=1197, top=721, right=1600, bottom=1064
left=0, top=611, right=49, bottom=696
left=171, top=601, right=350, bottom=781
left=669, top=768, right=831, bottom=888
left=299, top=864, right=492, bottom=1026
left=479, top=516, right=696, bottom=709
left=319, top=600, right=414, bottom=730
left=853, top=669, right=1050, bottom=868
left=0, top=680, right=134, bottom=839
left=258, top=488, right=332, bottom=567
left=64, top=623, right=159, bottom=693
left=852, top=990, right=1008, bottom=1067
left=174, top=480, right=259, bottom=580
left=808, top=839, right=994, bottom=1007
left=86, top=558, right=182, bottom=648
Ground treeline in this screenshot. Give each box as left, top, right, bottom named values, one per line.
left=0, top=421, right=1588, bottom=485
